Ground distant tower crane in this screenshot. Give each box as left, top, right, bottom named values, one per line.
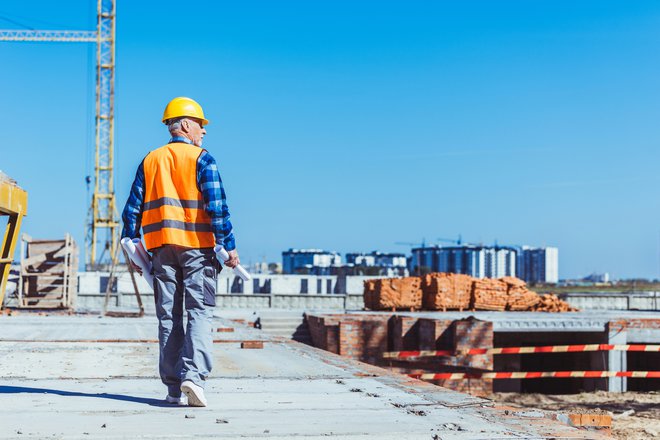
left=0, top=0, right=118, bottom=269
left=394, top=238, right=428, bottom=249
left=437, top=234, right=463, bottom=246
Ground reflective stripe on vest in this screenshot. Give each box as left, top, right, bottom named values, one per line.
left=141, top=142, right=215, bottom=250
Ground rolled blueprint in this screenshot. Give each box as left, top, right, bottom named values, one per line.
left=214, top=245, right=251, bottom=281
left=132, top=238, right=151, bottom=269
left=120, top=237, right=154, bottom=288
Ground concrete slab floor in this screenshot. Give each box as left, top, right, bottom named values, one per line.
left=0, top=315, right=606, bottom=439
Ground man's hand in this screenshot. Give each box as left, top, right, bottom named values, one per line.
left=225, top=250, right=240, bottom=268
left=128, top=259, right=143, bottom=276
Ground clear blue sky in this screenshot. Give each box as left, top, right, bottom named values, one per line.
left=1, top=0, right=660, bottom=279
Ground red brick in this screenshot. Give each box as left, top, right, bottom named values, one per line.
left=391, top=316, right=420, bottom=351
left=418, top=318, right=453, bottom=350
left=568, top=414, right=612, bottom=427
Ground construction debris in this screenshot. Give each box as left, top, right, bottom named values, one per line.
left=490, top=391, right=660, bottom=440
left=364, top=277, right=423, bottom=310
left=364, top=273, right=577, bottom=312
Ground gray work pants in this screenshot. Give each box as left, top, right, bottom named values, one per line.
left=151, top=245, right=218, bottom=397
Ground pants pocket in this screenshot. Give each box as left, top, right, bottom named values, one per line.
left=202, top=267, right=216, bottom=306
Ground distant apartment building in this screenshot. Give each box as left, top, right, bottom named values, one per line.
left=282, top=249, right=341, bottom=275
left=345, top=251, right=408, bottom=277
left=516, top=246, right=559, bottom=284
left=410, top=245, right=516, bottom=278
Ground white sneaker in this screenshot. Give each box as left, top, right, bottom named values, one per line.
left=181, top=380, right=207, bottom=407
left=165, top=394, right=187, bottom=405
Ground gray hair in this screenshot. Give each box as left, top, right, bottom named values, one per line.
left=167, top=117, right=184, bottom=133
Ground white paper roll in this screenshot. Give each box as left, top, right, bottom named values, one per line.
left=213, top=245, right=251, bottom=281
left=132, top=238, right=151, bottom=267
left=120, top=237, right=154, bottom=288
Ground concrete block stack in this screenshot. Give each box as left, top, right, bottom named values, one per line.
left=363, top=277, right=422, bottom=310
left=471, top=278, right=508, bottom=311
left=422, top=273, right=472, bottom=311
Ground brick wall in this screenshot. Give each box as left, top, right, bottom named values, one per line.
left=452, top=318, right=493, bottom=370
left=305, top=313, right=495, bottom=396
left=437, top=318, right=493, bottom=396
left=306, top=314, right=341, bottom=354
left=339, top=316, right=391, bottom=364
left=391, top=316, right=419, bottom=351
left=615, top=319, right=660, bottom=329
left=418, top=318, right=454, bottom=350
left=307, top=314, right=392, bottom=361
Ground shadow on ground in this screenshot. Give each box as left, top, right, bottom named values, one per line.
left=0, top=385, right=178, bottom=408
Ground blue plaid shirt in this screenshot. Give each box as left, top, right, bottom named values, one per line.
left=121, top=136, right=236, bottom=251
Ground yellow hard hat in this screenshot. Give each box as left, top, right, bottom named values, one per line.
left=162, top=97, right=209, bottom=126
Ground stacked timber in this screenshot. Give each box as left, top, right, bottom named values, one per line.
left=533, top=293, right=577, bottom=312
left=471, top=278, right=509, bottom=311
left=500, top=276, right=541, bottom=311
left=363, top=277, right=423, bottom=310
left=422, top=273, right=472, bottom=311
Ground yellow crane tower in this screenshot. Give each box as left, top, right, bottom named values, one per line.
left=0, top=0, right=118, bottom=269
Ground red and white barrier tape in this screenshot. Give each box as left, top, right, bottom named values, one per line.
left=409, top=371, right=660, bottom=380
left=383, top=344, right=660, bottom=359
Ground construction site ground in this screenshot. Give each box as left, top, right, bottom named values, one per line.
left=490, top=391, right=660, bottom=440
left=0, top=313, right=608, bottom=439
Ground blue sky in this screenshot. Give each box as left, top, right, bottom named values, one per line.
left=1, top=1, right=660, bottom=279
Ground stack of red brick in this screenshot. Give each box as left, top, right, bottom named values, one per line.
left=364, top=277, right=423, bottom=310
left=533, top=293, right=578, bottom=312
left=472, top=278, right=509, bottom=310
left=502, top=276, right=540, bottom=310
left=422, top=273, right=472, bottom=311
left=363, top=273, right=576, bottom=312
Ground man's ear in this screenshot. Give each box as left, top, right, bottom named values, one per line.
left=180, top=118, right=190, bottom=133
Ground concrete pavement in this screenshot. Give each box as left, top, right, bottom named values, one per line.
left=0, top=314, right=605, bottom=439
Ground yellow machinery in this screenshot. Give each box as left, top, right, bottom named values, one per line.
left=0, top=174, right=28, bottom=309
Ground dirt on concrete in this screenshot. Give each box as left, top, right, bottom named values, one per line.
left=488, top=391, right=660, bottom=440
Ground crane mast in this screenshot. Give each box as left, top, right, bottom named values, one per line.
left=0, top=0, right=118, bottom=269
left=92, top=0, right=118, bottom=269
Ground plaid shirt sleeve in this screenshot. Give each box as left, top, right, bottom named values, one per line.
left=197, top=150, right=236, bottom=251
left=121, top=161, right=145, bottom=239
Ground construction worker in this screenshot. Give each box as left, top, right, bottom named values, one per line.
left=121, top=97, right=239, bottom=407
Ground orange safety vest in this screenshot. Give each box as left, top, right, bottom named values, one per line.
left=141, top=142, right=215, bottom=251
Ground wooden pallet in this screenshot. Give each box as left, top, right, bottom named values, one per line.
left=18, top=234, right=78, bottom=309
